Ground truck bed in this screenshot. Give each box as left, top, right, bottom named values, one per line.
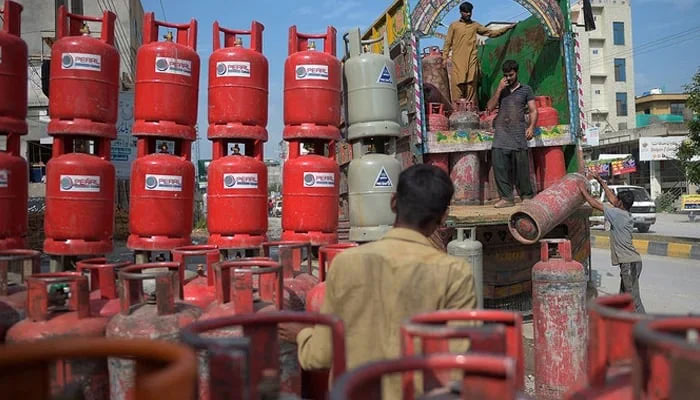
left=447, top=204, right=519, bottom=227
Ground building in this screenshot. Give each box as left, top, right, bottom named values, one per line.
left=571, top=0, right=636, bottom=133
left=583, top=91, right=694, bottom=200
left=17, top=0, right=143, bottom=191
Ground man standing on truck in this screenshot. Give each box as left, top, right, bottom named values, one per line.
left=578, top=173, right=645, bottom=313
left=442, top=2, right=515, bottom=102
left=487, top=59, right=537, bottom=208
left=279, top=164, right=476, bottom=398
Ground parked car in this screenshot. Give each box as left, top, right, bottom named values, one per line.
left=589, top=185, right=656, bottom=233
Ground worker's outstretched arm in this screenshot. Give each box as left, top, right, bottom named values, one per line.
left=596, top=175, right=620, bottom=207
left=476, top=22, right=516, bottom=38
left=578, top=180, right=604, bottom=212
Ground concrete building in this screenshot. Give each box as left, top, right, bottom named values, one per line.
left=571, top=0, right=636, bottom=133
left=583, top=92, right=695, bottom=200
left=17, top=0, right=143, bottom=190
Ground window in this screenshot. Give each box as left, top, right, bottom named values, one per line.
left=616, top=92, right=628, bottom=116
left=670, top=103, right=685, bottom=115
left=613, top=22, right=625, bottom=45
left=592, top=49, right=599, bottom=55
left=595, top=90, right=601, bottom=94
left=614, top=58, right=626, bottom=81
left=644, top=108, right=650, bottom=114
left=618, top=122, right=628, bottom=130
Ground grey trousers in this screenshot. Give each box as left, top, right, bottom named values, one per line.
left=492, top=148, right=534, bottom=201
left=619, top=261, right=645, bottom=313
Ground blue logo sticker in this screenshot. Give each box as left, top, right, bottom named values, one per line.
left=373, top=167, right=393, bottom=188
left=377, top=65, right=393, bottom=85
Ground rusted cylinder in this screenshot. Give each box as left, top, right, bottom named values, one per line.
left=423, top=153, right=449, bottom=175
left=262, top=241, right=315, bottom=310
left=450, top=151, right=481, bottom=205
left=633, top=317, right=700, bottom=400
left=0, top=337, right=197, bottom=400
left=508, top=173, right=587, bottom=244
left=171, top=244, right=220, bottom=309
left=76, top=257, right=129, bottom=318
left=532, top=239, right=587, bottom=400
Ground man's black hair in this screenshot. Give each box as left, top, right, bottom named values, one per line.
left=502, top=59, right=519, bottom=73
left=460, top=2, right=473, bottom=12
left=618, top=190, right=635, bottom=211
left=395, top=164, right=454, bottom=230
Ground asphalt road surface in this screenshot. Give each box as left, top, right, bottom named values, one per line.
left=591, top=247, right=700, bottom=314
left=592, top=212, right=700, bottom=239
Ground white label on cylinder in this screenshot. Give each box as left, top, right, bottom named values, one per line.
left=216, top=61, right=251, bottom=77
left=373, top=167, right=393, bottom=188
left=59, top=175, right=101, bottom=192
left=0, top=169, right=8, bottom=188
left=303, top=172, right=335, bottom=187
left=223, top=173, right=258, bottom=189
left=61, top=52, right=102, bottom=71
left=295, top=64, right=329, bottom=80
left=144, top=174, right=182, bottom=191
left=376, top=64, right=393, bottom=84
left=154, top=57, right=192, bottom=76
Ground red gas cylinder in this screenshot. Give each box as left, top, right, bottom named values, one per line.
left=533, top=146, right=567, bottom=190
left=0, top=249, right=40, bottom=342
left=48, top=6, right=119, bottom=137
left=183, top=310, right=347, bottom=399
left=282, top=141, right=339, bottom=246
left=44, top=136, right=116, bottom=255
left=532, top=239, right=587, bottom=400
left=633, top=317, right=700, bottom=400
left=0, top=338, right=198, bottom=400
left=208, top=21, right=268, bottom=140
left=306, top=242, right=357, bottom=313
left=133, top=13, right=199, bottom=138
left=128, top=137, right=195, bottom=251
left=330, top=353, right=517, bottom=400
left=509, top=173, right=588, bottom=244
left=427, top=103, right=449, bottom=132
left=0, top=132, right=28, bottom=250
left=0, top=1, right=28, bottom=135
left=107, top=262, right=202, bottom=400
left=6, top=272, right=110, bottom=399
left=450, top=151, right=481, bottom=205
left=535, top=96, right=559, bottom=127
left=401, top=310, right=525, bottom=391
left=207, top=140, right=268, bottom=249
left=262, top=241, right=316, bottom=311
left=283, top=26, right=341, bottom=140
left=76, top=258, right=129, bottom=318
left=171, top=244, right=220, bottom=310
left=566, top=294, right=651, bottom=400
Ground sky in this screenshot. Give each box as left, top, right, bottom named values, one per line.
left=141, top=0, right=700, bottom=161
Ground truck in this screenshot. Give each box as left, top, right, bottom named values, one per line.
left=338, top=0, right=591, bottom=311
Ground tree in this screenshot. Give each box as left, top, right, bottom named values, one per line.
left=677, top=67, right=700, bottom=186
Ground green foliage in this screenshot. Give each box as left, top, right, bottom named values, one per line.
left=654, top=191, right=678, bottom=213
left=678, top=67, right=700, bottom=185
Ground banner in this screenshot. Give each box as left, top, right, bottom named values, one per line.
left=585, top=159, right=610, bottom=177
left=584, top=126, right=599, bottom=146
left=639, top=136, right=686, bottom=161
left=611, top=155, right=636, bottom=175
left=112, top=91, right=137, bottom=179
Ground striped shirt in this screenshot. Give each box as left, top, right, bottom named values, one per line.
left=493, top=84, right=535, bottom=150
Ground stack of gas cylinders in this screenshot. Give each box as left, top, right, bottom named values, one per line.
left=127, top=13, right=199, bottom=256
left=43, top=6, right=119, bottom=262
left=0, top=0, right=28, bottom=251
left=343, top=29, right=401, bottom=242
left=281, top=26, right=341, bottom=247
left=206, top=21, right=269, bottom=255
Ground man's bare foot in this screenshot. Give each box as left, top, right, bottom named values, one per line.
left=494, top=199, right=515, bottom=208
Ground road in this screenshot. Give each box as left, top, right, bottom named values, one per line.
left=592, top=212, right=700, bottom=239
left=590, top=247, right=700, bottom=314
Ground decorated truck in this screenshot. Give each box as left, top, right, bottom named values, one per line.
left=338, top=0, right=591, bottom=311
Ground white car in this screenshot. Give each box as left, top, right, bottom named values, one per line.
left=589, top=185, right=656, bottom=233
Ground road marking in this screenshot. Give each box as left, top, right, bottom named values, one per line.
left=667, top=243, right=692, bottom=259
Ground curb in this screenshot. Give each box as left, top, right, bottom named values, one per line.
left=590, top=234, right=700, bottom=260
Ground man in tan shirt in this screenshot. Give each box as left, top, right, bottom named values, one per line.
left=280, top=164, right=476, bottom=397
left=443, top=2, right=515, bottom=102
